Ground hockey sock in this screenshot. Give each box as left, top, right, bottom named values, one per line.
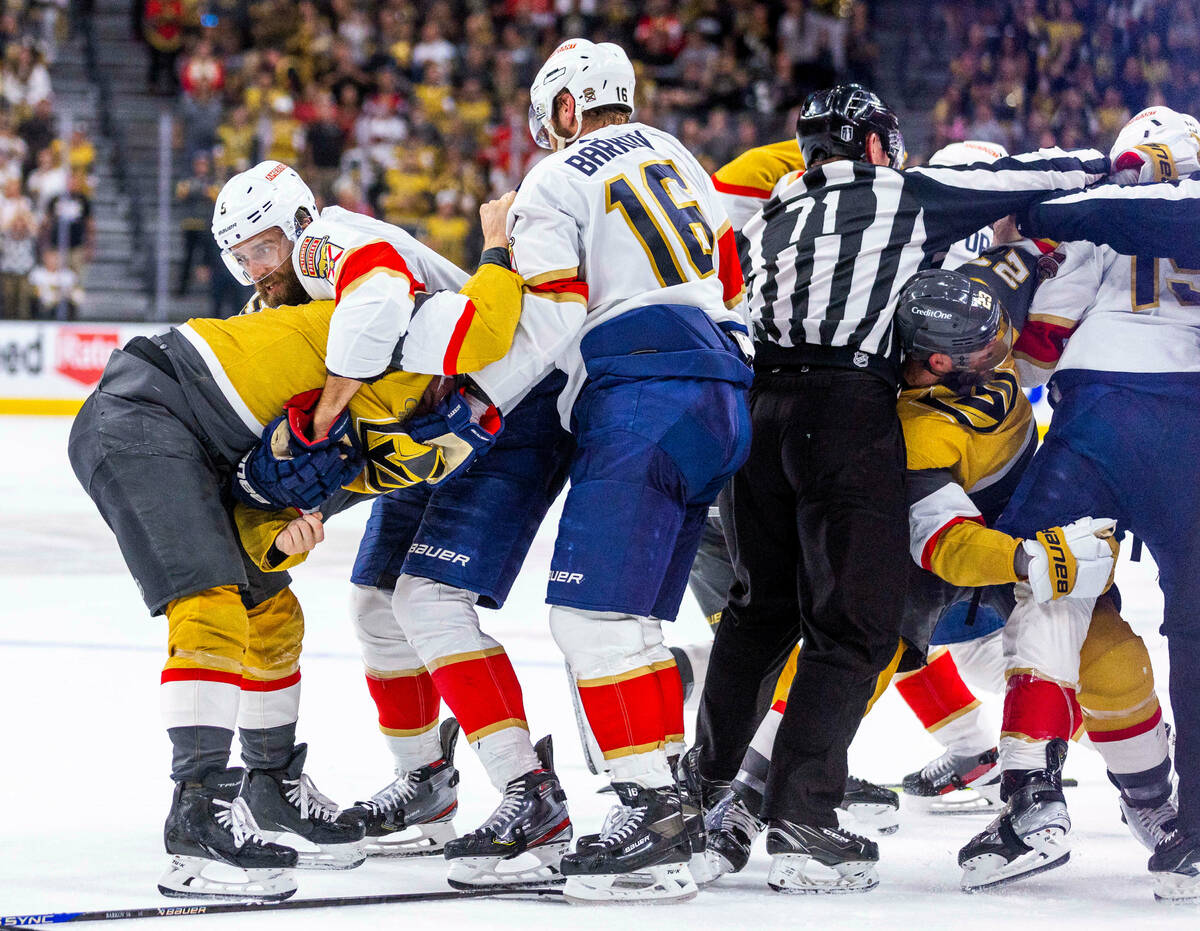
left=365, top=667, right=443, bottom=772
left=238, top=589, right=305, bottom=769
left=894, top=648, right=994, bottom=755
left=393, top=576, right=538, bottom=789
left=641, top=618, right=685, bottom=757
left=999, top=672, right=1083, bottom=771
left=162, top=585, right=248, bottom=783
left=551, top=606, right=673, bottom=789
left=1077, top=595, right=1169, bottom=790
left=733, top=699, right=784, bottom=813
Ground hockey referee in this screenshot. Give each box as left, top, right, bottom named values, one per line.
left=695, top=83, right=1109, bottom=893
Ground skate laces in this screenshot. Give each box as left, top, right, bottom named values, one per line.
left=363, top=772, right=419, bottom=814
left=283, top=773, right=340, bottom=822
left=1129, top=798, right=1178, bottom=837
left=921, top=749, right=961, bottom=783
left=214, top=797, right=268, bottom=847
left=598, top=802, right=645, bottom=846
left=479, top=777, right=527, bottom=834
left=715, top=793, right=762, bottom=839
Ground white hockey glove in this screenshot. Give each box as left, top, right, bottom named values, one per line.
left=1019, top=517, right=1119, bottom=604
left=1109, top=143, right=1200, bottom=186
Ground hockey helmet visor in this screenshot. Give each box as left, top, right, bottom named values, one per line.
left=223, top=226, right=295, bottom=286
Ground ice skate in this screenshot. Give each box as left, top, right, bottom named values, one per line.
left=444, top=735, right=571, bottom=889
left=838, top=775, right=900, bottom=835
left=902, top=747, right=1001, bottom=814
left=343, top=719, right=461, bottom=857
left=674, top=744, right=724, bottom=861
left=561, top=782, right=696, bottom=904
left=697, top=787, right=764, bottom=884
left=242, top=743, right=366, bottom=870
left=1119, top=791, right=1178, bottom=853
left=765, top=820, right=879, bottom=894
left=959, top=738, right=1071, bottom=890
left=159, top=768, right=298, bottom=901
left=1150, top=829, right=1200, bottom=903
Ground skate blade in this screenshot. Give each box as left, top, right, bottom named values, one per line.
left=689, top=849, right=726, bottom=886
left=365, top=821, right=457, bottom=858
left=767, top=854, right=879, bottom=894
left=1153, top=871, right=1200, bottom=903
left=907, top=786, right=1001, bottom=816
left=960, top=833, right=1071, bottom=891
left=263, top=833, right=366, bottom=871
left=446, top=842, right=568, bottom=889
left=837, top=804, right=899, bottom=837
left=158, top=856, right=297, bottom=902
left=563, top=863, right=697, bottom=904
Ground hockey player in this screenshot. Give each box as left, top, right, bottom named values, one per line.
left=211, top=163, right=576, bottom=881
left=469, top=38, right=753, bottom=904
left=67, top=197, right=521, bottom=900
left=956, top=107, right=1200, bottom=900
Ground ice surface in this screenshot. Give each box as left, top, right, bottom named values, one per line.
left=1, top=415, right=1194, bottom=928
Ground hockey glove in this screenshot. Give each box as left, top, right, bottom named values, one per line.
left=232, top=391, right=365, bottom=512
left=405, top=384, right=504, bottom=485
left=1020, top=517, right=1119, bottom=604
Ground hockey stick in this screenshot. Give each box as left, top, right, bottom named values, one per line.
left=1, top=887, right=564, bottom=925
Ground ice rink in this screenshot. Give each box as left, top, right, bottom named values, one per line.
left=2, top=414, right=1195, bottom=929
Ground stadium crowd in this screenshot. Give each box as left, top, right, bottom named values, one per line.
left=931, top=0, right=1200, bottom=153
left=0, top=3, right=93, bottom=320
left=144, top=0, right=878, bottom=301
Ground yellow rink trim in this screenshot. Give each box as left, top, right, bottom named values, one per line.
left=0, top=399, right=85, bottom=415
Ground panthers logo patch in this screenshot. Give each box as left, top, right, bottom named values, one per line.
left=297, top=235, right=343, bottom=280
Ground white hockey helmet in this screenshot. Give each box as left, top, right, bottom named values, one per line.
left=1110, top=107, right=1200, bottom=181
left=212, top=160, right=318, bottom=285
left=928, top=140, right=1008, bottom=166
left=528, top=38, right=635, bottom=150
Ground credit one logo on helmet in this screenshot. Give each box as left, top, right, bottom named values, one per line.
left=910, top=308, right=953, bottom=319
left=55, top=329, right=120, bottom=385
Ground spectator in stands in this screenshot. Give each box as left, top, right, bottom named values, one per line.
left=28, top=247, right=81, bottom=320
left=180, top=36, right=224, bottom=97
left=214, top=104, right=255, bottom=173
left=178, top=81, right=222, bottom=159
left=173, top=151, right=216, bottom=296
left=17, top=97, right=55, bottom=174
left=141, top=0, right=185, bottom=95
left=43, top=169, right=93, bottom=276
left=0, top=202, right=37, bottom=320
left=304, top=91, right=346, bottom=203
left=26, top=145, right=67, bottom=217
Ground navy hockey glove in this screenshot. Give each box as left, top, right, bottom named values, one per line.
left=233, top=391, right=365, bottom=511
left=405, top=384, right=504, bottom=485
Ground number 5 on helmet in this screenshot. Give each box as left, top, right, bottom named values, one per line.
left=1021, top=517, right=1119, bottom=604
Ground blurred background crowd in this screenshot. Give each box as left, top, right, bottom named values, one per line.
left=2, top=0, right=1197, bottom=320
left=1, top=0, right=92, bottom=319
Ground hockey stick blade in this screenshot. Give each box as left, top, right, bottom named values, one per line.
left=1, top=886, right=564, bottom=925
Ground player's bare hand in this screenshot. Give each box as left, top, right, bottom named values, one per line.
left=275, top=511, right=324, bottom=556
left=480, top=191, right=517, bottom=249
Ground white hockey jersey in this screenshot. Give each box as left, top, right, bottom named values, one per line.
left=290, top=206, right=470, bottom=379
left=471, top=122, right=747, bottom=421
left=1022, top=240, right=1200, bottom=378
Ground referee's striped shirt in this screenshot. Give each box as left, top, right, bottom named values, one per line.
left=741, top=148, right=1109, bottom=382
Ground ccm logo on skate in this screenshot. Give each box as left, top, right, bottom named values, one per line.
left=549, top=570, right=584, bottom=584
left=408, top=543, right=470, bottom=565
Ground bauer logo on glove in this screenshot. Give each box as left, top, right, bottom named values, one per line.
left=405, top=384, right=504, bottom=485
left=1021, top=517, right=1119, bottom=603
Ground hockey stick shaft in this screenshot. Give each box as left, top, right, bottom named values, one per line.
left=1, top=887, right=563, bottom=924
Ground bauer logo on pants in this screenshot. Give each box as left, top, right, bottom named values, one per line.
left=549, top=570, right=584, bottom=584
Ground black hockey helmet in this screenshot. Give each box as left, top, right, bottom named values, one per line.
left=796, top=83, right=905, bottom=169
left=895, top=269, right=1012, bottom=371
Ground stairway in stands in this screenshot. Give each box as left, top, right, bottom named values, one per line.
left=51, top=0, right=220, bottom=322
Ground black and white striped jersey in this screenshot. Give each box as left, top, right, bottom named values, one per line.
left=741, top=149, right=1108, bottom=382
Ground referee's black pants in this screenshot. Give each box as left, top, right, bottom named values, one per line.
left=697, top=367, right=909, bottom=827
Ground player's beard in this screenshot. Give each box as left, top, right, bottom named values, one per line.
left=254, top=260, right=310, bottom=308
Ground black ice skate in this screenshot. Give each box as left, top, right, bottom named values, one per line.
left=561, top=782, right=696, bottom=904
left=1150, top=829, right=1200, bottom=903
left=838, top=775, right=900, bottom=835
left=765, top=819, right=879, bottom=893
left=958, top=738, right=1071, bottom=890
left=674, top=745, right=724, bottom=858
left=902, top=747, right=1001, bottom=814
left=443, top=734, right=572, bottom=889
left=343, top=718, right=461, bottom=857
left=159, top=767, right=298, bottom=901
left=698, top=787, right=764, bottom=884
left=242, top=743, right=366, bottom=870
